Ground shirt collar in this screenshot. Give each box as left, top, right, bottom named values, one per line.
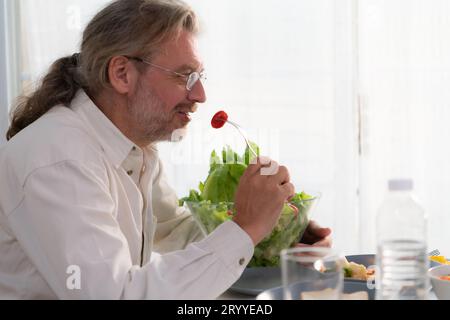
left=70, top=90, right=138, bottom=168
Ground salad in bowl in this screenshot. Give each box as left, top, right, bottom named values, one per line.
left=180, top=143, right=320, bottom=267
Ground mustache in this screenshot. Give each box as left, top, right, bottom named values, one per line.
left=175, top=103, right=198, bottom=113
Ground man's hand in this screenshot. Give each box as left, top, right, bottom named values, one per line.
left=233, top=157, right=295, bottom=245
left=297, top=220, right=332, bottom=247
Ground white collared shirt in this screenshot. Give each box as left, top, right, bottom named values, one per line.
left=0, top=90, right=253, bottom=299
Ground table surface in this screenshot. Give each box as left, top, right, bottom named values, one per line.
left=219, top=290, right=255, bottom=300
left=218, top=289, right=438, bottom=300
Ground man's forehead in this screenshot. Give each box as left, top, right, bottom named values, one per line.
left=154, top=31, right=203, bottom=70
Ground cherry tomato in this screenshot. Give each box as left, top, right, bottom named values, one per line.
left=211, top=111, right=228, bottom=129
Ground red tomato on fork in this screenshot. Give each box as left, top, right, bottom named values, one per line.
left=211, top=111, right=228, bottom=129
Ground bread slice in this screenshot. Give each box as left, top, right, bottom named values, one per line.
left=300, top=288, right=369, bottom=300
left=342, top=291, right=369, bottom=300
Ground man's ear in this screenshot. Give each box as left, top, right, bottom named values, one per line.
left=108, top=56, right=136, bottom=94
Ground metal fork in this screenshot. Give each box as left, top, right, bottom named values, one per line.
left=428, top=249, right=441, bottom=256
left=225, top=119, right=258, bottom=159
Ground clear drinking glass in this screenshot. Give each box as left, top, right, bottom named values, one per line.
left=281, top=247, right=344, bottom=300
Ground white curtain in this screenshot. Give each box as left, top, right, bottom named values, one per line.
left=358, top=0, right=450, bottom=254
left=0, top=0, right=9, bottom=144
left=19, top=0, right=108, bottom=91
left=15, top=0, right=450, bottom=255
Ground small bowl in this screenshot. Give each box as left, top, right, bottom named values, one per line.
left=428, top=265, right=450, bottom=300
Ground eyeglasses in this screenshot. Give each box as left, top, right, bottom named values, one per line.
left=125, top=56, right=206, bottom=91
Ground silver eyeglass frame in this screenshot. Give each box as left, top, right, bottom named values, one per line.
left=125, top=55, right=206, bottom=91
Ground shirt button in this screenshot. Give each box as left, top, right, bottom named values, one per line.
left=239, top=258, right=245, bottom=266
left=132, top=146, right=137, bottom=151
left=127, top=170, right=133, bottom=175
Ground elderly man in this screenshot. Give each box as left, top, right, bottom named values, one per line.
left=0, top=0, right=331, bottom=299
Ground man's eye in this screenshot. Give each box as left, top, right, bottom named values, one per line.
left=176, top=75, right=187, bottom=83
left=173, top=73, right=188, bottom=80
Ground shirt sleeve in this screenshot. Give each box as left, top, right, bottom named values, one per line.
left=151, top=158, right=205, bottom=253
left=6, top=160, right=254, bottom=299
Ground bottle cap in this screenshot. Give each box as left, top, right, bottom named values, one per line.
left=388, top=179, right=413, bottom=191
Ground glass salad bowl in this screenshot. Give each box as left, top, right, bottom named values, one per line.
left=185, top=191, right=320, bottom=268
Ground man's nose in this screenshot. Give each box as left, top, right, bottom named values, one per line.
left=188, top=80, right=207, bottom=104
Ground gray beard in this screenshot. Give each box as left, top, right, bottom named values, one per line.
left=128, top=84, right=175, bottom=143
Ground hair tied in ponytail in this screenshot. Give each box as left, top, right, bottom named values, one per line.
left=71, top=53, right=81, bottom=66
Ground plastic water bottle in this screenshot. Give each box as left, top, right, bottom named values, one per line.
left=376, top=179, right=428, bottom=300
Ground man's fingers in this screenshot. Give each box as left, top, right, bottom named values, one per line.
left=312, top=237, right=333, bottom=248
left=295, top=243, right=312, bottom=248
left=244, top=156, right=271, bottom=176
left=260, top=157, right=279, bottom=176
left=280, top=182, right=295, bottom=200
left=274, top=165, right=290, bottom=184
left=308, top=220, right=331, bottom=237
left=245, top=157, right=284, bottom=178
left=258, top=156, right=272, bottom=167
left=297, top=236, right=333, bottom=248
left=301, top=220, right=332, bottom=245
left=314, top=227, right=332, bottom=239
